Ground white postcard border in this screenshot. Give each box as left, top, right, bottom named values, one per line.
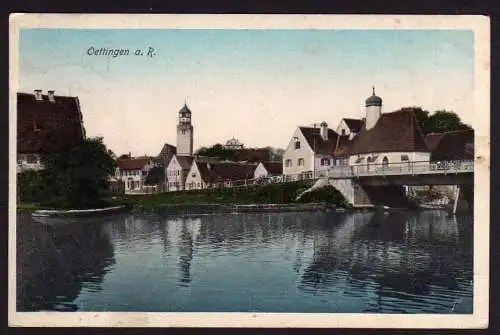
left=8, top=14, right=490, bottom=328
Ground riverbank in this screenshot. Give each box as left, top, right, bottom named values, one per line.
left=116, top=181, right=352, bottom=214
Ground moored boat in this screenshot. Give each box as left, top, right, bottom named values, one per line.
left=32, top=205, right=127, bottom=219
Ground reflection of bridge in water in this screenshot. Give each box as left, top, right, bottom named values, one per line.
left=297, top=211, right=473, bottom=313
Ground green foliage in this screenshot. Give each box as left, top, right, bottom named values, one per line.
left=195, top=144, right=238, bottom=160
left=145, top=166, right=164, bottom=185
left=395, top=107, right=472, bottom=135
left=296, top=186, right=348, bottom=207
left=18, top=137, right=116, bottom=209
left=126, top=181, right=321, bottom=211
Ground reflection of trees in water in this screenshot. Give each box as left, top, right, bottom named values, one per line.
left=17, top=213, right=116, bottom=311
left=298, top=211, right=473, bottom=302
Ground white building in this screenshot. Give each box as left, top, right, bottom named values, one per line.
left=185, top=160, right=256, bottom=190
left=184, top=160, right=211, bottom=190
left=348, top=88, right=431, bottom=172
left=282, top=121, right=339, bottom=179
left=224, top=138, right=244, bottom=150
left=115, top=156, right=157, bottom=193
left=253, top=161, right=283, bottom=179
left=176, top=104, right=194, bottom=156
left=166, top=155, right=194, bottom=191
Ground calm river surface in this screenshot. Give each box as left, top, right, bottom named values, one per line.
left=16, top=210, right=473, bottom=313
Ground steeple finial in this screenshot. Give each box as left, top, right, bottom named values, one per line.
left=372, top=86, right=375, bottom=95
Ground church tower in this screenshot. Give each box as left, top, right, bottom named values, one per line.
left=365, top=86, right=383, bottom=130
left=176, top=103, right=194, bottom=156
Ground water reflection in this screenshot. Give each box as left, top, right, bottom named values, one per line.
left=17, top=213, right=116, bottom=311
left=17, top=210, right=473, bottom=313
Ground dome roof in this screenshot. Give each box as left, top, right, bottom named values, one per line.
left=365, top=87, right=382, bottom=107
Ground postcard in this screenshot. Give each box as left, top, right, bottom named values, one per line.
left=9, top=14, right=490, bottom=328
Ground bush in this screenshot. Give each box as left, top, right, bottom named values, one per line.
left=296, top=185, right=348, bottom=207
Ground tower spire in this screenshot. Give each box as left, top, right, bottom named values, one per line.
left=372, top=85, right=375, bottom=95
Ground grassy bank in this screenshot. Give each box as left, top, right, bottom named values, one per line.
left=18, top=181, right=350, bottom=214
left=113, top=181, right=349, bottom=214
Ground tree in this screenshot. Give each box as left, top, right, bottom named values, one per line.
left=35, top=137, right=116, bottom=209
left=424, top=110, right=472, bottom=134
left=395, top=107, right=472, bottom=135
left=145, top=166, right=165, bottom=186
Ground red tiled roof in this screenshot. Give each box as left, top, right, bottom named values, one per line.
left=261, top=161, right=283, bottom=175
left=299, top=127, right=339, bottom=155
left=117, top=157, right=150, bottom=170
left=196, top=161, right=256, bottom=183
left=17, top=92, right=86, bottom=154
left=427, top=129, right=474, bottom=161
left=349, top=110, right=429, bottom=155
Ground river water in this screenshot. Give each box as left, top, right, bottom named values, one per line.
left=16, top=210, right=473, bottom=313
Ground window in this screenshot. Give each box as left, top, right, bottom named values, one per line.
left=367, top=156, right=378, bottom=163
left=177, top=171, right=180, bottom=176
left=321, top=158, right=330, bottom=166
left=293, top=137, right=300, bottom=149
left=285, top=159, right=292, bottom=167
left=191, top=173, right=196, bottom=178
left=298, top=158, right=304, bottom=166
left=341, top=129, right=346, bottom=136
left=197, top=183, right=201, bottom=188
left=401, top=155, right=409, bottom=161
left=382, top=156, right=389, bottom=168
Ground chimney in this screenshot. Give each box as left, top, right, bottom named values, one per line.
left=48, top=90, right=55, bottom=102
left=34, top=89, right=42, bottom=101
left=320, top=121, right=328, bottom=140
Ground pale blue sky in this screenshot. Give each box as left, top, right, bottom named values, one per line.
left=18, top=29, right=474, bottom=156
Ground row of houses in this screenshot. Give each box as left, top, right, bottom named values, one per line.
left=17, top=88, right=474, bottom=196
left=110, top=153, right=283, bottom=194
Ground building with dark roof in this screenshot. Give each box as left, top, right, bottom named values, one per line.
left=114, top=156, right=157, bottom=193
left=426, top=129, right=474, bottom=161
left=282, top=121, right=340, bottom=179
left=185, top=160, right=257, bottom=190
left=17, top=90, right=86, bottom=172
left=348, top=90, right=430, bottom=170
left=254, top=161, right=283, bottom=179
left=336, top=118, right=364, bottom=140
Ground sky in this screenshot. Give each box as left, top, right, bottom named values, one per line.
left=17, top=28, right=474, bottom=156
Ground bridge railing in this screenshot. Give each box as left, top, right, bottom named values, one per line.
left=327, top=160, right=474, bottom=178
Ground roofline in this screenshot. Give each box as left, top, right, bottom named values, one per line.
left=350, top=149, right=431, bottom=155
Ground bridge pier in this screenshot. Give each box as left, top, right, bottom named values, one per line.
left=328, top=178, right=415, bottom=209
left=454, top=184, right=474, bottom=213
